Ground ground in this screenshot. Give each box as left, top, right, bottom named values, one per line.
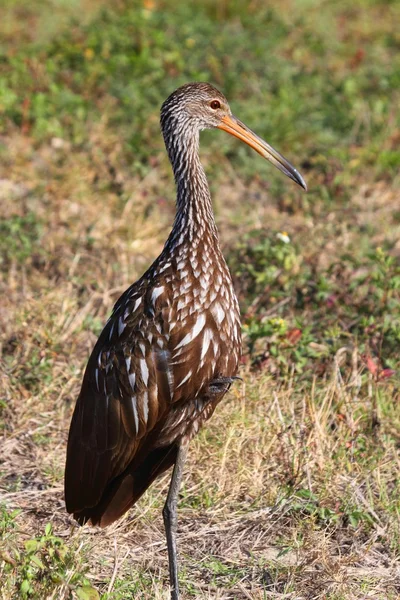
left=0, top=1, right=399, bottom=598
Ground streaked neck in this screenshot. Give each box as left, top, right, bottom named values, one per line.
left=165, top=129, right=218, bottom=250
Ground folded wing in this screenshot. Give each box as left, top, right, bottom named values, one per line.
left=64, top=281, right=175, bottom=524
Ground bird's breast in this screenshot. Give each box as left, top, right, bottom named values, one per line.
left=161, top=252, right=241, bottom=405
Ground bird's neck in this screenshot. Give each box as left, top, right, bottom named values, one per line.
left=165, top=130, right=219, bottom=251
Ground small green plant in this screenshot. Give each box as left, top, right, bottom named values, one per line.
left=229, top=230, right=302, bottom=304
left=0, top=510, right=97, bottom=600
left=290, top=488, right=340, bottom=526
left=289, top=488, right=375, bottom=531
left=0, top=213, right=42, bottom=266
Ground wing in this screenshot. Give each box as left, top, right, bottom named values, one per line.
left=64, top=278, right=175, bottom=519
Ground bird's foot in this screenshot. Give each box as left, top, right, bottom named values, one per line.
left=208, top=376, right=242, bottom=395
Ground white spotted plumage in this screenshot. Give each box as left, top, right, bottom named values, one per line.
left=65, top=82, right=306, bottom=599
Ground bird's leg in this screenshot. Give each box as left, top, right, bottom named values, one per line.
left=163, top=440, right=188, bottom=600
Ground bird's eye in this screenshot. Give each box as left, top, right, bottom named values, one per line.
left=210, top=100, right=221, bottom=110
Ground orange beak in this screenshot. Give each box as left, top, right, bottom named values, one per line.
left=217, top=114, right=307, bottom=190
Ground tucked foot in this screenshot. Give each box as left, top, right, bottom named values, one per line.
left=208, top=376, right=242, bottom=395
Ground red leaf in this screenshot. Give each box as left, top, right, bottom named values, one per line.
left=378, top=368, right=395, bottom=381
left=286, top=328, right=302, bottom=345
left=350, top=48, right=365, bottom=68
left=365, top=355, right=378, bottom=376
left=326, top=295, right=337, bottom=308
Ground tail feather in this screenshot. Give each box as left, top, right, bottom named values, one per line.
left=73, top=443, right=178, bottom=527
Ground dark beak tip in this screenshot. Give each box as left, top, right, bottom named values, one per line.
left=296, top=172, right=307, bottom=191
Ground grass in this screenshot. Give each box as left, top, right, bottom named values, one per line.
left=0, top=0, right=400, bottom=598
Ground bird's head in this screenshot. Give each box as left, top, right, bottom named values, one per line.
left=161, top=82, right=307, bottom=190
left=161, top=82, right=230, bottom=131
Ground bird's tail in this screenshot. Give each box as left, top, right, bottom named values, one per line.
left=73, top=443, right=178, bottom=527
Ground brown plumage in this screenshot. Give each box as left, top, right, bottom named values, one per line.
left=65, top=82, right=306, bottom=599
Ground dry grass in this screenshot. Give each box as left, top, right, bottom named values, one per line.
left=1, top=129, right=399, bottom=599
left=1, top=1, right=400, bottom=597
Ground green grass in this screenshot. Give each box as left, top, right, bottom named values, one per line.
left=1, top=0, right=400, bottom=598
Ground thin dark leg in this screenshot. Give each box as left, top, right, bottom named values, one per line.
left=163, top=440, right=188, bottom=600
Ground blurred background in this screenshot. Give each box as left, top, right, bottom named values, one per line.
left=0, top=1, right=399, bottom=599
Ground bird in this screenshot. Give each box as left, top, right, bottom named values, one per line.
left=64, top=82, right=306, bottom=599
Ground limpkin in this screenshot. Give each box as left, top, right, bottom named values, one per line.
left=65, top=82, right=306, bottom=599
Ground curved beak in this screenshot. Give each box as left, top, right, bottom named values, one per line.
left=217, top=114, right=307, bottom=190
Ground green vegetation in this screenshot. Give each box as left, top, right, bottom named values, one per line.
left=0, top=510, right=97, bottom=599
left=0, top=0, right=399, bottom=598
left=232, top=231, right=400, bottom=379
